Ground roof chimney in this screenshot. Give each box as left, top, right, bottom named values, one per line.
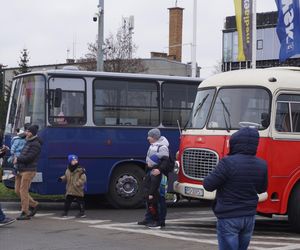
left=168, top=7, right=184, bottom=62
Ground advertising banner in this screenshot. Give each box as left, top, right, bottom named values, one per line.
left=276, top=0, right=300, bottom=62
left=234, top=0, right=253, bottom=61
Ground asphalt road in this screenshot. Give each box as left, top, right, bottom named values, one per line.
left=0, top=200, right=299, bottom=250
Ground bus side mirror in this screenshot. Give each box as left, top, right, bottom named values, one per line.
left=261, top=113, right=270, bottom=128
left=54, top=88, right=62, bottom=108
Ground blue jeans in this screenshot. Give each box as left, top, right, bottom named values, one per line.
left=0, top=203, right=6, bottom=222
left=217, top=215, right=255, bottom=250
left=158, top=195, right=166, bottom=223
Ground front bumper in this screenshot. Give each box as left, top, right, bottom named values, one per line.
left=173, top=181, right=216, bottom=200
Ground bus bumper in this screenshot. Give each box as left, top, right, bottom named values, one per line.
left=173, top=181, right=216, bottom=200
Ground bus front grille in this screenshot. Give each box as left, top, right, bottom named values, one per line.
left=182, top=148, right=219, bottom=180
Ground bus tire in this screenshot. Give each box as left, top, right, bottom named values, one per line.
left=288, top=183, right=300, bottom=233
left=107, top=164, right=145, bottom=208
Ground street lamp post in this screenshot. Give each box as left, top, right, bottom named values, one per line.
left=97, top=0, right=104, bottom=71
left=191, top=0, right=197, bottom=77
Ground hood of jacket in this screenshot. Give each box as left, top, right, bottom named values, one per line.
left=153, top=136, right=169, bottom=148
left=229, top=127, right=259, bottom=155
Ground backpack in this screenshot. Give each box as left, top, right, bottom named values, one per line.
left=157, top=145, right=175, bottom=174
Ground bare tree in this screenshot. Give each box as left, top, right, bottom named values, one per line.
left=80, top=21, right=147, bottom=73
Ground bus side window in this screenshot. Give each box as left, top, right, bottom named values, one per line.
left=275, top=102, right=291, bottom=132
left=291, top=103, right=300, bottom=132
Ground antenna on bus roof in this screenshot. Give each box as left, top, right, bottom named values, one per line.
left=177, top=120, right=182, bottom=136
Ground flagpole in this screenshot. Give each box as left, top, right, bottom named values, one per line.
left=252, top=0, right=257, bottom=69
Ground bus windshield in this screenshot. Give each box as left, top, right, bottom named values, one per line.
left=207, top=87, right=271, bottom=130
left=188, top=88, right=215, bottom=129
left=6, top=75, right=45, bottom=134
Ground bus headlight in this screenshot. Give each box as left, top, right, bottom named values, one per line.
left=174, top=161, right=180, bottom=174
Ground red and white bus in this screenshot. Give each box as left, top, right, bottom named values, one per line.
left=174, top=67, right=300, bottom=232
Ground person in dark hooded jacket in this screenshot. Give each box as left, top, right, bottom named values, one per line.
left=203, top=127, right=268, bottom=250
left=14, top=124, right=42, bottom=220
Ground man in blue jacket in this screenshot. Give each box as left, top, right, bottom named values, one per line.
left=203, top=127, right=268, bottom=250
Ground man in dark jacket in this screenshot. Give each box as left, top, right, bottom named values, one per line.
left=13, top=125, right=42, bottom=220
left=203, top=127, right=268, bottom=250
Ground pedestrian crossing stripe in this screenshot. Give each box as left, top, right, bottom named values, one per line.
left=76, top=220, right=111, bottom=224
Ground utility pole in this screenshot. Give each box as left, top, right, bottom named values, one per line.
left=252, top=0, right=257, bottom=69
left=191, top=0, right=197, bottom=77
left=97, top=0, right=104, bottom=71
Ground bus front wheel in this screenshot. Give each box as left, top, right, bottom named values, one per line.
left=107, top=164, right=144, bottom=208
left=288, top=183, right=300, bottom=233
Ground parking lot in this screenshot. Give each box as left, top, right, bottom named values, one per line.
left=0, top=200, right=300, bottom=250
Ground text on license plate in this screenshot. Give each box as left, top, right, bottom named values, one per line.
left=184, top=186, right=204, bottom=197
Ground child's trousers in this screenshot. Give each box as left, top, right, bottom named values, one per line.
left=64, top=195, right=85, bottom=213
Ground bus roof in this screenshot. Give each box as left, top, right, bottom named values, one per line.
left=199, top=67, right=300, bottom=92
left=13, top=68, right=203, bottom=83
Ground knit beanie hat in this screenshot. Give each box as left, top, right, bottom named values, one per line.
left=68, top=154, right=79, bottom=164
left=147, top=128, right=161, bottom=140
left=148, top=154, right=160, bottom=166
left=27, top=125, right=39, bottom=136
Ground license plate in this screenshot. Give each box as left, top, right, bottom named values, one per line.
left=184, top=186, right=204, bottom=197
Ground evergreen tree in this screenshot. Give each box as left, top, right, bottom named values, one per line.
left=14, top=49, right=31, bottom=76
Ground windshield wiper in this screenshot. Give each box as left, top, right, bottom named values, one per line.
left=193, top=94, right=209, bottom=118
left=220, top=97, right=231, bottom=132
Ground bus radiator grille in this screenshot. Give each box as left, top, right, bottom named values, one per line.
left=182, top=149, right=219, bottom=180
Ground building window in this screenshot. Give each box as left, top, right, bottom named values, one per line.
left=257, top=39, right=263, bottom=50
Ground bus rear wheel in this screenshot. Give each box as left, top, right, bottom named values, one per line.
left=107, top=164, right=144, bottom=208
left=288, top=183, right=300, bottom=233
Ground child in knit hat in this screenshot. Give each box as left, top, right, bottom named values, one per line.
left=142, top=154, right=162, bottom=229
left=58, top=154, right=87, bottom=218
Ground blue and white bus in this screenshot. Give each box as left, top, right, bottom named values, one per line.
left=3, top=69, right=201, bottom=208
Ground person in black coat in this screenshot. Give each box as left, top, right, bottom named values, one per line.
left=13, top=125, right=42, bottom=220
left=0, top=146, right=16, bottom=226
left=203, top=127, right=268, bottom=250
left=142, top=154, right=163, bottom=229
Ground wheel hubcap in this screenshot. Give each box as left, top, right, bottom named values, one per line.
left=115, top=175, right=138, bottom=198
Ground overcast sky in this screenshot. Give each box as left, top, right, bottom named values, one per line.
left=0, top=0, right=277, bottom=77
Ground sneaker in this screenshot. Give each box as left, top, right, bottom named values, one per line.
left=160, top=221, right=166, bottom=227
left=76, top=212, right=86, bottom=218
left=61, top=212, right=68, bottom=217
left=17, top=212, right=31, bottom=220
left=0, top=217, right=16, bottom=227
left=147, top=221, right=161, bottom=229
left=137, top=219, right=148, bottom=226
left=29, top=205, right=38, bottom=217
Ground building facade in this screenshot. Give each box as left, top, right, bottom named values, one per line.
left=222, top=11, right=300, bottom=71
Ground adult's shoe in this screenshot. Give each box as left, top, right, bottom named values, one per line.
left=29, top=205, right=38, bottom=217
left=147, top=221, right=161, bottom=229
left=160, top=221, right=166, bottom=228
left=137, top=219, right=148, bottom=226
left=17, top=212, right=31, bottom=220
left=0, top=217, right=16, bottom=227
